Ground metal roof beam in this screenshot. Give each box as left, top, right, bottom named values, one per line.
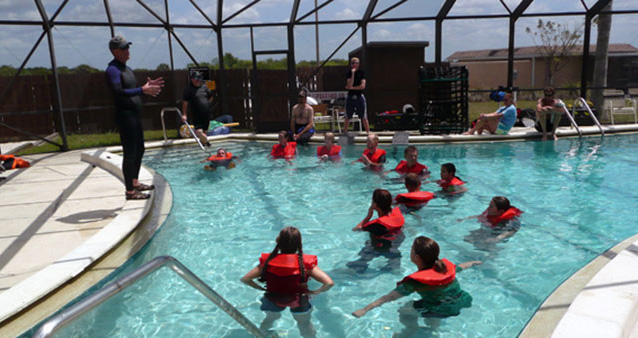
left=188, top=0, right=218, bottom=31
left=370, top=0, right=407, bottom=21
left=103, top=0, right=115, bottom=37
left=296, top=0, right=333, bottom=23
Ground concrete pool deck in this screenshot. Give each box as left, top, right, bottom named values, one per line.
left=0, top=123, right=637, bottom=336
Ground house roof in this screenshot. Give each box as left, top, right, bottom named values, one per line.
left=446, top=43, right=638, bottom=61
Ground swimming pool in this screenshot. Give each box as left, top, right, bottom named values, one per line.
left=52, top=134, right=638, bottom=337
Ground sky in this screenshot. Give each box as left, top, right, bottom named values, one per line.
left=0, top=0, right=636, bottom=70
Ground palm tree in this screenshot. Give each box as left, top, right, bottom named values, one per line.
left=592, top=1, right=613, bottom=119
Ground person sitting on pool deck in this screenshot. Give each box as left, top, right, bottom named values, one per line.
left=317, top=132, right=341, bottom=161
left=353, top=133, right=386, bottom=170
left=201, top=148, right=237, bottom=171
left=435, top=163, right=467, bottom=195
left=352, top=236, right=480, bottom=336
left=241, top=226, right=334, bottom=337
left=536, top=87, right=565, bottom=141
left=271, top=130, right=297, bottom=161
left=395, top=173, right=435, bottom=210
left=464, top=93, right=517, bottom=135
left=394, top=145, right=429, bottom=177
left=348, top=189, right=405, bottom=273
left=290, top=90, right=315, bottom=145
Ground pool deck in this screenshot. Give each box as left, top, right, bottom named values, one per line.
left=1, top=123, right=638, bottom=336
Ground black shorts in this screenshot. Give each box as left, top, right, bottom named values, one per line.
left=260, top=293, right=312, bottom=313
left=345, top=94, right=367, bottom=119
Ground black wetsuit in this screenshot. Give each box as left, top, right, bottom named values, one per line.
left=106, top=59, right=145, bottom=192
left=182, top=83, right=212, bottom=130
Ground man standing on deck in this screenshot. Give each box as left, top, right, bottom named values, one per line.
left=105, top=36, right=164, bottom=200
left=344, top=57, right=370, bottom=134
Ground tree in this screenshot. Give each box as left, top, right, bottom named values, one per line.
left=592, top=1, right=613, bottom=118
left=526, top=19, right=583, bottom=86
left=156, top=63, right=171, bottom=71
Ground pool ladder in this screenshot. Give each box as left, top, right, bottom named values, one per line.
left=160, top=107, right=208, bottom=153
left=33, top=256, right=276, bottom=338
left=558, top=98, right=604, bottom=137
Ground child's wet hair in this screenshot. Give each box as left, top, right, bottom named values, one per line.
left=325, top=132, right=335, bottom=142
left=413, top=236, right=447, bottom=273
left=278, top=130, right=288, bottom=138
left=372, top=189, right=393, bottom=214
left=403, top=145, right=417, bottom=156
left=442, top=162, right=462, bottom=181
left=404, top=173, right=421, bottom=190
left=492, top=196, right=511, bottom=211
left=260, top=226, right=306, bottom=283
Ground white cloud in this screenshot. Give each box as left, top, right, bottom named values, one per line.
left=335, top=8, right=359, bottom=20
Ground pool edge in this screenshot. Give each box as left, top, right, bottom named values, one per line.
left=0, top=151, right=173, bottom=337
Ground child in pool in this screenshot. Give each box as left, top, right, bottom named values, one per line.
left=435, top=163, right=467, bottom=195
left=317, top=132, right=342, bottom=161
left=394, top=146, right=429, bottom=177
left=348, top=189, right=405, bottom=273
left=270, top=130, right=297, bottom=161
left=241, top=226, right=334, bottom=337
left=353, top=133, right=386, bottom=170
left=395, top=173, right=435, bottom=210
left=201, top=148, right=237, bottom=170
left=461, top=196, right=523, bottom=244
left=352, top=236, right=480, bottom=327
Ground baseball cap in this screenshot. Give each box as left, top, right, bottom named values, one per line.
left=109, top=36, right=132, bottom=50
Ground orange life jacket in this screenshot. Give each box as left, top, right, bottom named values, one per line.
left=317, top=145, right=341, bottom=157
left=259, top=253, right=318, bottom=294
left=207, top=152, right=233, bottom=161
left=486, top=207, right=522, bottom=227
left=362, top=207, right=404, bottom=241
left=398, top=258, right=456, bottom=287
left=394, top=160, right=427, bottom=175
left=395, top=191, right=435, bottom=208
left=0, top=154, right=30, bottom=169
left=271, top=142, right=297, bottom=159
left=439, top=177, right=464, bottom=189
left=362, top=148, right=386, bottom=164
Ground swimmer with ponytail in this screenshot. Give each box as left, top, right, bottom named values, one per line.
left=241, top=226, right=334, bottom=336
left=353, top=236, right=480, bottom=319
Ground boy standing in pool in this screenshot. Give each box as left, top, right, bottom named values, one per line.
left=354, top=133, right=386, bottom=170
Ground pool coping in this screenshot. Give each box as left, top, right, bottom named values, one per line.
left=0, top=150, right=172, bottom=336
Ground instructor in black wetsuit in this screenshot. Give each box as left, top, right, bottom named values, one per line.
left=105, top=36, right=164, bottom=200
left=181, top=71, right=213, bottom=146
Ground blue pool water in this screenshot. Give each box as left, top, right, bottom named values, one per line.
left=55, top=135, right=638, bottom=337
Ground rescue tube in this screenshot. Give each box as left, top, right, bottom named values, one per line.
left=395, top=191, right=434, bottom=207
left=398, top=258, right=456, bottom=287
left=362, top=207, right=404, bottom=241
left=363, top=148, right=386, bottom=164
left=439, top=177, right=464, bottom=189
left=207, top=152, right=233, bottom=161
left=394, top=160, right=427, bottom=175
left=317, top=145, right=341, bottom=157
left=259, top=253, right=318, bottom=277
left=486, top=207, right=522, bottom=227
left=271, top=142, right=297, bottom=159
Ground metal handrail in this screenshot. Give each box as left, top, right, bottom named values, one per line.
left=33, top=256, right=274, bottom=338
left=160, top=107, right=207, bottom=152
left=558, top=99, right=582, bottom=137
left=573, top=97, right=604, bottom=136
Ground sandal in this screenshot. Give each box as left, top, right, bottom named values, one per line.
left=126, top=191, right=150, bottom=200
left=134, top=183, right=155, bottom=191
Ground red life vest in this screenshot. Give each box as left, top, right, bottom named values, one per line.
left=206, top=151, right=233, bottom=162
left=394, top=160, right=427, bottom=175
left=439, top=177, right=464, bottom=189
left=486, top=207, right=522, bottom=227
left=398, top=258, right=456, bottom=287
left=271, top=142, right=297, bottom=159
left=317, top=145, right=341, bottom=157
left=0, top=154, right=30, bottom=169
left=362, top=207, right=404, bottom=241
left=363, top=148, right=386, bottom=164
left=395, top=191, right=435, bottom=208
left=259, top=253, right=318, bottom=294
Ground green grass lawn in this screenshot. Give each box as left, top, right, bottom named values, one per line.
left=17, top=129, right=178, bottom=156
